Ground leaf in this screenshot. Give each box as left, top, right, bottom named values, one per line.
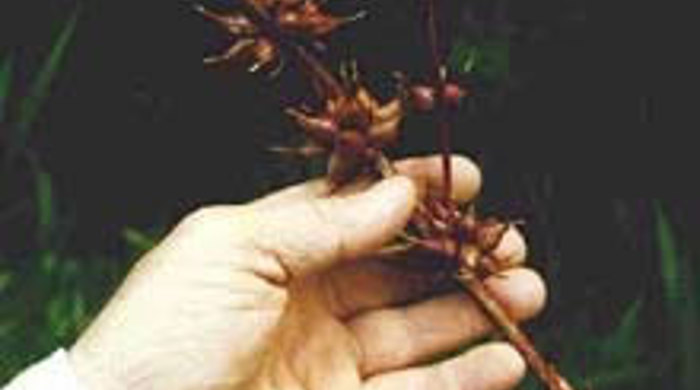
left=0, top=319, right=19, bottom=340
left=448, top=41, right=479, bottom=74
left=47, top=294, right=71, bottom=339
left=654, top=202, right=682, bottom=310
left=678, top=255, right=700, bottom=390
left=680, top=288, right=700, bottom=390
left=71, top=291, right=87, bottom=328
left=122, top=227, right=157, bottom=252
left=449, top=39, right=510, bottom=82
left=40, top=251, right=58, bottom=276
left=586, top=365, right=647, bottom=389
left=654, top=202, right=700, bottom=388
left=13, top=6, right=80, bottom=154
left=35, top=168, right=54, bottom=244
left=0, top=54, right=13, bottom=123
left=0, top=271, right=12, bottom=293
left=598, top=299, right=641, bottom=365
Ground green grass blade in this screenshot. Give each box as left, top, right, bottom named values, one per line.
left=598, top=299, right=642, bottom=365
left=0, top=54, right=13, bottom=122
left=449, top=39, right=510, bottom=82
left=654, top=202, right=682, bottom=310
left=681, top=282, right=700, bottom=390
left=35, top=168, right=54, bottom=245
left=16, top=6, right=80, bottom=141
left=678, top=254, right=700, bottom=390
left=586, top=365, right=647, bottom=389
left=0, top=271, right=12, bottom=293
left=654, top=202, right=700, bottom=388
left=122, top=227, right=157, bottom=252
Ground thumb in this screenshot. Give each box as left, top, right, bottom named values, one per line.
left=237, top=176, right=417, bottom=280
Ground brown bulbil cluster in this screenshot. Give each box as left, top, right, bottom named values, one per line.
left=284, top=83, right=402, bottom=186
left=273, top=0, right=358, bottom=37
left=408, top=197, right=518, bottom=278
left=195, top=0, right=359, bottom=74
left=195, top=4, right=279, bottom=72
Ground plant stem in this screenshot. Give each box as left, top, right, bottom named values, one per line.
left=421, top=2, right=576, bottom=388
left=456, top=267, right=576, bottom=390
left=424, top=0, right=453, bottom=214
left=293, top=44, right=346, bottom=101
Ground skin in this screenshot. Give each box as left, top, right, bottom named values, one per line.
left=69, top=154, right=546, bottom=390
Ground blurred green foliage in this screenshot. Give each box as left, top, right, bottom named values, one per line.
left=655, top=203, right=700, bottom=390
left=449, top=38, right=510, bottom=83
left=517, top=206, right=700, bottom=389
left=4, top=7, right=80, bottom=166
left=0, top=6, right=135, bottom=383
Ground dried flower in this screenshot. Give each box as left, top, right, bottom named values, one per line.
left=195, top=4, right=282, bottom=73
left=285, top=83, right=402, bottom=185
left=196, top=1, right=362, bottom=74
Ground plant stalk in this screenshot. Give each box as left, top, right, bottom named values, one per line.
left=456, top=267, right=576, bottom=390
left=421, top=1, right=577, bottom=389
left=424, top=0, right=452, bottom=209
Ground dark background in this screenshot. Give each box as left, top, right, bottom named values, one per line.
left=0, top=0, right=695, bottom=385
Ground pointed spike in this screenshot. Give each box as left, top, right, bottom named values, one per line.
left=192, top=3, right=209, bottom=16
left=355, top=87, right=377, bottom=111
left=285, top=107, right=338, bottom=145
left=203, top=39, right=256, bottom=65
left=266, top=57, right=286, bottom=78
left=369, top=116, right=401, bottom=145
left=373, top=97, right=402, bottom=121
left=294, top=45, right=345, bottom=100
left=194, top=3, right=226, bottom=23
left=268, top=145, right=325, bottom=158
left=342, top=9, right=367, bottom=24
left=248, top=61, right=263, bottom=73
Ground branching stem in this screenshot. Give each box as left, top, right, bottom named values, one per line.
left=421, top=1, right=577, bottom=389
left=424, top=0, right=453, bottom=210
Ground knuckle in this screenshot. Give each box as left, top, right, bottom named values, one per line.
left=489, top=342, right=527, bottom=381
left=181, top=205, right=224, bottom=227
left=177, top=204, right=245, bottom=235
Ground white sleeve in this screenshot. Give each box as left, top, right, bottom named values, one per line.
left=2, top=350, right=88, bottom=390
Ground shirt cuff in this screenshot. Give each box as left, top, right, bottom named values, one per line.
left=2, top=350, right=88, bottom=390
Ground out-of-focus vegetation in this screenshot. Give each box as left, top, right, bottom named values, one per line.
left=517, top=204, right=700, bottom=389
left=0, top=7, right=143, bottom=381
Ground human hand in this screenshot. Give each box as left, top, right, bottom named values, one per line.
left=69, top=155, right=546, bottom=390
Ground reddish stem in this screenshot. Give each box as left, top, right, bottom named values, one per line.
left=420, top=2, right=577, bottom=389
left=456, top=269, right=576, bottom=390
left=424, top=0, right=452, bottom=210
left=293, top=44, right=346, bottom=101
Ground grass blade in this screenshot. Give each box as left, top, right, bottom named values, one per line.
left=599, top=299, right=642, bottom=365
left=35, top=168, right=54, bottom=245
left=122, top=227, right=157, bottom=252
left=654, top=202, right=700, bottom=389
left=14, top=6, right=80, bottom=149
left=680, top=278, right=700, bottom=390
left=0, top=54, right=12, bottom=123
left=654, top=202, right=681, bottom=310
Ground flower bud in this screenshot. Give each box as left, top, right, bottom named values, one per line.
left=442, top=83, right=466, bottom=109
left=409, top=85, right=436, bottom=112
left=336, top=131, right=369, bottom=158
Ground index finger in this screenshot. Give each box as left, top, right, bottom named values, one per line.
left=252, top=154, right=482, bottom=208
left=394, top=155, right=481, bottom=204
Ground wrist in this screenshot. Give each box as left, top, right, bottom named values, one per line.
left=68, top=344, right=124, bottom=390
left=67, top=315, right=163, bottom=390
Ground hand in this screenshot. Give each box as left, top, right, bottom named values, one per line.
left=69, top=155, right=546, bottom=390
